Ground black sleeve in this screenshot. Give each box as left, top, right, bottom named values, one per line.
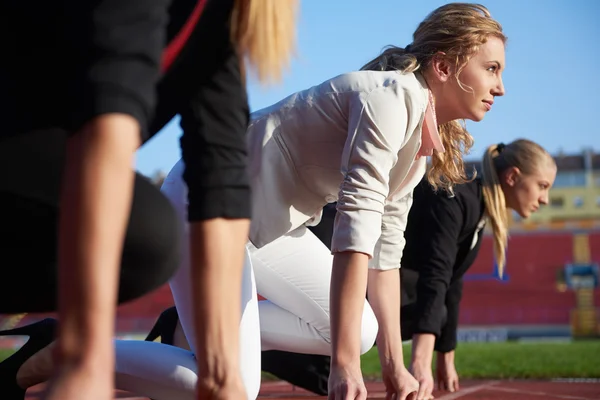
left=179, top=41, right=251, bottom=222
left=435, top=278, right=463, bottom=353
left=413, top=193, right=463, bottom=338
left=64, top=0, right=171, bottom=134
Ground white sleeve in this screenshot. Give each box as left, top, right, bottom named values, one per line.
left=331, top=85, right=412, bottom=258
left=368, top=188, right=415, bottom=270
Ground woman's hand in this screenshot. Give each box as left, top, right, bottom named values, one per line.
left=409, top=333, right=436, bottom=400
left=197, top=374, right=247, bottom=400
left=380, top=356, right=419, bottom=400
left=328, top=362, right=367, bottom=400
left=409, top=359, right=434, bottom=400
left=436, top=351, right=460, bottom=393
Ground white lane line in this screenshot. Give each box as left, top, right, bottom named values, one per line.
left=435, top=381, right=499, bottom=400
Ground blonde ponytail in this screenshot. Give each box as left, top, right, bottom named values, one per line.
left=482, top=143, right=509, bottom=276
left=231, top=0, right=299, bottom=85
left=360, top=45, right=419, bottom=73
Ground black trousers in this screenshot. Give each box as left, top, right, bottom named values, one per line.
left=0, top=130, right=181, bottom=315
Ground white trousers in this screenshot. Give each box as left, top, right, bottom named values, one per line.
left=111, top=160, right=379, bottom=399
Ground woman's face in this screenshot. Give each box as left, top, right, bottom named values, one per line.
left=434, top=36, right=507, bottom=123
left=502, top=163, right=557, bottom=219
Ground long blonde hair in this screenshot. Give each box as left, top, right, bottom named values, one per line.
left=361, top=3, right=506, bottom=192
left=482, top=139, right=555, bottom=276
left=231, top=0, right=299, bottom=84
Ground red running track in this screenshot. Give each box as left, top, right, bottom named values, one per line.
left=24, top=379, right=600, bottom=399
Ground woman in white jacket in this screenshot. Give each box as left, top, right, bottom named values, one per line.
left=1, top=3, right=507, bottom=400
left=158, top=3, right=507, bottom=400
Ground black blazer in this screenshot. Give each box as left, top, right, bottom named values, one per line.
left=400, top=178, right=485, bottom=352
left=309, top=177, right=486, bottom=353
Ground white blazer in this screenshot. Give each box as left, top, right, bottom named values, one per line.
left=247, top=70, right=431, bottom=270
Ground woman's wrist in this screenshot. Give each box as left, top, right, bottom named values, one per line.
left=330, top=252, right=369, bottom=370
left=376, top=334, right=404, bottom=368
left=438, top=349, right=455, bottom=363
left=411, top=333, right=436, bottom=366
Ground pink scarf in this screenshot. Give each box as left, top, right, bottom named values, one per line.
left=417, top=90, right=445, bottom=158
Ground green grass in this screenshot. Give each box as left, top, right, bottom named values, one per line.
left=359, top=340, right=600, bottom=379
left=0, top=348, right=13, bottom=362
left=4, top=340, right=600, bottom=380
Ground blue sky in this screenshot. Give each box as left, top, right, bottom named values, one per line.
left=136, top=0, right=599, bottom=177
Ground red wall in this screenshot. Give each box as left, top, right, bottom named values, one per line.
left=460, top=230, right=600, bottom=325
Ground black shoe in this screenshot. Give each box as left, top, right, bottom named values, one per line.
left=145, top=306, right=179, bottom=345
left=261, top=351, right=330, bottom=395
left=0, top=318, right=57, bottom=400
left=144, top=307, right=179, bottom=400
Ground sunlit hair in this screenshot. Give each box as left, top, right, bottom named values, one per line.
left=361, top=3, right=506, bottom=192
left=482, top=139, right=555, bottom=276
left=231, top=0, right=299, bottom=84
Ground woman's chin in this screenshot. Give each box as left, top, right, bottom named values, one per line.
left=518, top=209, right=530, bottom=219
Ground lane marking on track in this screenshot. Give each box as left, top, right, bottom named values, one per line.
left=436, top=381, right=499, bottom=399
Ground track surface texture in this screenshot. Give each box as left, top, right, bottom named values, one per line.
left=23, top=379, right=600, bottom=399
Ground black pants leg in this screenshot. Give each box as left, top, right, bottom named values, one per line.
left=0, top=130, right=181, bottom=314
left=261, top=351, right=330, bottom=395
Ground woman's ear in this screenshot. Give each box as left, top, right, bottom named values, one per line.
left=503, top=166, right=521, bottom=187
left=429, top=52, right=452, bottom=83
